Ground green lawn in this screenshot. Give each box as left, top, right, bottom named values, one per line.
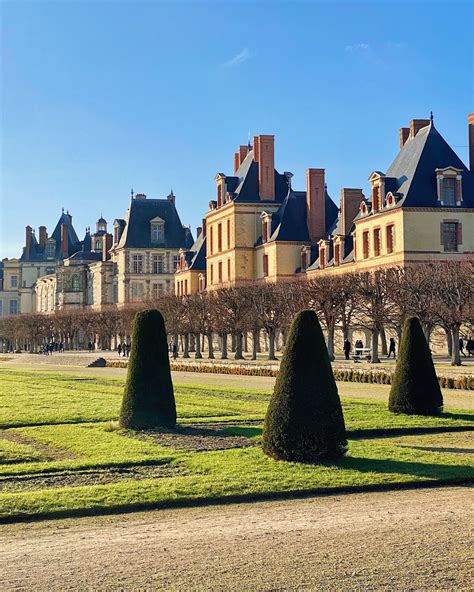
left=0, top=368, right=472, bottom=521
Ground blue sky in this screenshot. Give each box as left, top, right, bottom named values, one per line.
left=1, top=0, right=473, bottom=258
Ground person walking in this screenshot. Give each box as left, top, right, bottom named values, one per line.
left=466, top=338, right=474, bottom=357
left=172, top=342, right=178, bottom=359
left=117, top=343, right=122, bottom=357
left=388, top=337, right=396, bottom=359
left=459, top=338, right=466, bottom=357
left=343, top=339, right=351, bottom=360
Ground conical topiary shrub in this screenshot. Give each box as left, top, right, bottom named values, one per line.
left=119, top=309, right=176, bottom=429
left=388, top=317, right=443, bottom=416
left=262, top=310, right=347, bottom=462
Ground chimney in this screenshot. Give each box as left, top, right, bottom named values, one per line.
left=38, top=226, right=47, bottom=247
left=399, top=127, right=410, bottom=149
left=196, top=226, right=202, bottom=238
left=254, top=135, right=275, bottom=200
left=60, top=224, right=69, bottom=258
left=167, top=190, right=175, bottom=204
left=202, top=218, right=207, bottom=238
left=25, top=225, right=33, bottom=259
left=102, top=233, right=113, bottom=262
left=135, top=193, right=147, bottom=201
left=306, top=169, right=326, bottom=243
left=468, top=112, right=474, bottom=172
left=340, top=189, right=364, bottom=236
left=410, top=119, right=430, bottom=138
left=233, top=152, right=240, bottom=173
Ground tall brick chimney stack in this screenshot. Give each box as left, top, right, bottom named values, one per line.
left=399, top=127, right=410, bottom=149
left=202, top=218, right=207, bottom=238
left=102, top=233, right=113, bottom=262
left=468, top=113, right=474, bottom=172
left=306, top=169, right=326, bottom=243
left=410, top=119, right=431, bottom=138
left=253, top=135, right=275, bottom=200
left=60, top=224, right=69, bottom=258
left=233, top=144, right=252, bottom=173
left=38, top=226, right=47, bottom=247
left=340, top=189, right=364, bottom=236
left=25, top=226, right=33, bottom=259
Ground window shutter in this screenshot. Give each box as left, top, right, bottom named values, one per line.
left=457, top=223, right=462, bottom=244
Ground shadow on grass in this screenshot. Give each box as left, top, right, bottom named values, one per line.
left=336, top=456, right=474, bottom=479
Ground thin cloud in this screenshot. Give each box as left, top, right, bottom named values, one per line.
left=345, top=43, right=370, bottom=53
left=223, top=48, right=252, bottom=67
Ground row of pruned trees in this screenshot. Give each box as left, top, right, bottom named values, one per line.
left=0, top=261, right=472, bottom=365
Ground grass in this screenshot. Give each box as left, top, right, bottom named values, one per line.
left=0, top=368, right=472, bottom=521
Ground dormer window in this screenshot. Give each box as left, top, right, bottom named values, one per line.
left=215, top=174, right=226, bottom=208
left=95, top=239, right=102, bottom=251
left=150, top=217, right=165, bottom=244
left=334, top=243, right=341, bottom=266
left=301, top=246, right=311, bottom=271
left=360, top=201, right=368, bottom=216
left=436, top=167, right=463, bottom=206
left=45, top=240, right=56, bottom=259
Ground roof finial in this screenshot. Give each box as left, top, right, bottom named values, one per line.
left=62, top=207, right=64, bottom=213
left=248, top=131, right=251, bottom=148
left=131, top=188, right=134, bottom=200
left=430, top=111, right=434, bottom=122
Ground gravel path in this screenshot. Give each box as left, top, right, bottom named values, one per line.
left=1, top=486, right=472, bottom=591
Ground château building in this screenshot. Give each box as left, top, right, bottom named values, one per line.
left=175, top=113, right=474, bottom=294
left=1, top=192, right=192, bottom=315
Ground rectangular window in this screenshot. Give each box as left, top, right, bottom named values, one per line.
left=320, top=249, right=326, bottom=268
left=373, top=228, right=381, bottom=257
left=151, top=223, right=164, bottom=243
left=46, top=242, right=55, bottom=259
left=0, top=301, right=3, bottom=316
left=301, top=251, right=307, bottom=270
left=227, top=258, right=231, bottom=280
left=334, top=244, right=340, bottom=265
left=11, top=276, right=18, bottom=288
left=218, top=261, right=223, bottom=282
left=173, top=255, right=179, bottom=271
left=9, top=300, right=18, bottom=315
left=442, top=222, right=459, bottom=252
left=210, top=226, right=214, bottom=254
left=132, top=254, right=143, bottom=273
left=363, top=231, right=370, bottom=259
left=217, top=223, right=222, bottom=252
left=152, top=254, right=164, bottom=274
left=262, top=220, right=268, bottom=242
left=210, top=264, right=214, bottom=284
left=386, top=225, right=395, bottom=253
left=263, top=254, right=269, bottom=277
left=227, top=219, right=231, bottom=249
left=442, top=178, right=456, bottom=206
left=130, top=282, right=144, bottom=301
left=184, top=279, right=188, bottom=294
left=152, top=283, right=164, bottom=299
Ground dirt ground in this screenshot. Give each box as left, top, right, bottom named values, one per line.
left=1, top=486, right=472, bottom=591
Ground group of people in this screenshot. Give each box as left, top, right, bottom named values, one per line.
left=343, top=337, right=396, bottom=360
left=41, top=342, right=64, bottom=355
left=117, top=343, right=131, bottom=357
left=459, top=338, right=474, bottom=357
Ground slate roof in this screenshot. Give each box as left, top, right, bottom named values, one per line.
left=20, top=211, right=82, bottom=261
left=187, top=232, right=207, bottom=271
left=67, top=251, right=103, bottom=262
left=383, top=122, right=474, bottom=208
left=117, top=198, right=194, bottom=249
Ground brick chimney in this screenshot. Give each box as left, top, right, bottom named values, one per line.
left=233, top=152, right=239, bottom=173
left=306, top=169, right=326, bottom=243
left=253, top=135, right=275, bottom=200
left=196, top=226, right=202, bottom=238
left=468, top=113, right=474, bottom=172
left=202, top=218, right=207, bottom=238
left=234, top=145, right=252, bottom=173
left=410, top=119, right=430, bottom=138
left=60, top=224, right=69, bottom=258
left=399, top=127, right=410, bottom=149
left=38, top=226, right=47, bottom=247
left=102, top=233, right=113, bottom=262
left=25, top=226, right=33, bottom=259
left=340, top=189, right=364, bottom=236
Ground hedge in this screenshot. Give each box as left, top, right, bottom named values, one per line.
left=106, top=359, right=474, bottom=390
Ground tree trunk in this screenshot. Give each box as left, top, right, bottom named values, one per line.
left=206, top=332, right=214, bottom=359
left=194, top=333, right=202, bottom=359
left=183, top=334, right=190, bottom=358
left=422, top=324, right=432, bottom=347
left=221, top=332, right=228, bottom=359
left=370, top=328, right=380, bottom=364
left=451, top=325, right=461, bottom=366
left=243, top=332, right=248, bottom=352
left=234, top=332, right=244, bottom=359
left=251, top=329, right=258, bottom=360
left=444, top=326, right=453, bottom=357
left=267, top=327, right=277, bottom=361
left=327, top=323, right=335, bottom=361
left=380, top=325, right=388, bottom=356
